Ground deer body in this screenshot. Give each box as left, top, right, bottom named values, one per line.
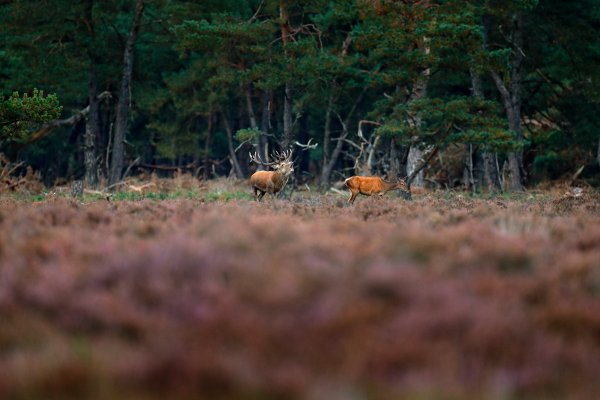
left=344, top=176, right=407, bottom=204
left=249, top=149, right=294, bottom=201
left=250, top=169, right=292, bottom=201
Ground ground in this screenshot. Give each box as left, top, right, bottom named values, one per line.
left=1, top=178, right=600, bottom=399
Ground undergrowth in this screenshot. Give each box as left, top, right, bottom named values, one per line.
left=0, top=181, right=599, bottom=399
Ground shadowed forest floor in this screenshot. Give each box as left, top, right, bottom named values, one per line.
left=1, top=183, right=600, bottom=399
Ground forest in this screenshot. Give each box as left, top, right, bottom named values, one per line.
left=2, top=1, right=600, bottom=399
left=1, top=0, right=599, bottom=191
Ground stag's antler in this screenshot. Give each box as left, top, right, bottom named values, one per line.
left=249, top=151, right=279, bottom=166
left=272, top=148, right=293, bottom=163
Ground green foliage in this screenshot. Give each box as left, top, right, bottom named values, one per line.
left=376, top=96, right=518, bottom=150
left=235, top=127, right=261, bottom=142
left=0, top=0, right=598, bottom=188
left=0, top=89, right=62, bottom=143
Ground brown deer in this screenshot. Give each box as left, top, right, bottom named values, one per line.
left=344, top=176, right=408, bottom=204
left=249, top=149, right=294, bottom=201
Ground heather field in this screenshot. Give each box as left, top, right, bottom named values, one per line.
left=1, top=181, right=600, bottom=400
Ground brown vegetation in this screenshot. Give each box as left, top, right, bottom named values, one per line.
left=0, top=185, right=600, bottom=399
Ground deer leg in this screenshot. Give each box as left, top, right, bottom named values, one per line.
left=349, top=190, right=358, bottom=204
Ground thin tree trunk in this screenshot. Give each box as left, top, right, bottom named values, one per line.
left=83, top=0, right=99, bottom=188
left=597, top=137, right=600, bottom=167
left=320, top=88, right=367, bottom=189
left=203, top=114, right=212, bottom=180
left=222, top=113, right=244, bottom=179
left=403, top=146, right=439, bottom=199
left=319, top=96, right=334, bottom=188
left=280, top=3, right=294, bottom=149
left=487, top=13, right=525, bottom=192
left=282, top=82, right=293, bottom=148
left=388, top=139, right=400, bottom=181
left=405, top=40, right=430, bottom=187
left=109, top=0, right=145, bottom=185
left=245, top=85, right=258, bottom=130
left=321, top=117, right=348, bottom=188
left=245, top=85, right=269, bottom=170
left=470, top=68, right=500, bottom=192
left=84, top=65, right=100, bottom=188
left=258, top=89, right=271, bottom=169
left=407, top=146, right=424, bottom=186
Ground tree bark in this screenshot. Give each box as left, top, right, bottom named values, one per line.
left=470, top=68, right=500, bottom=192
left=222, top=112, right=244, bottom=179
left=84, top=65, right=100, bottom=188
left=258, top=89, right=271, bottom=169
left=402, top=145, right=439, bottom=199
left=282, top=82, right=293, bottom=148
left=203, top=114, right=213, bottom=180
left=388, top=139, right=400, bottom=181
left=319, top=88, right=366, bottom=189
left=597, top=137, right=600, bottom=167
left=405, top=40, right=430, bottom=187
left=406, top=146, right=424, bottom=186
left=109, top=0, right=145, bottom=185
left=83, top=0, right=99, bottom=188
left=487, top=13, right=525, bottom=192
left=280, top=3, right=294, bottom=149
left=319, top=96, right=334, bottom=188
left=245, top=85, right=269, bottom=170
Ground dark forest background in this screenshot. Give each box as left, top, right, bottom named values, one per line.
left=1, top=0, right=599, bottom=192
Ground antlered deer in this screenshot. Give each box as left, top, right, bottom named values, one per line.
left=344, top=176, right=408, bottom=204
left=249, top=149, right=294, bottom=201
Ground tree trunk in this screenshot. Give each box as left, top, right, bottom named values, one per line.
left=406, top=146, right=424, bottom=186
left=321, top=116, right=348, bottom=188
left=405, top=40, right=430, bottom=187
left=84, top=64, right=100, bottom=188
left=470, top=68, right=500, bottom=192
left=109, top=0, right=145, bottom=185
left=320, top=88, right=366, bottom=189
left=597, top=137, right=600, bottom=167
left=258, top=89, right=271, bottom=168
left=319, top=96, right=334, bottom=189
left=245, top=85, right=269, bottom=170
left=83, top=0, right=99, bottom=188
left=222, top=113, right=244, bottom=179
left=487, top=13, right=525, bottom=192
left=203, top=114, right=212, bottom=180
left=404, top=146, right=438, bottom=199
left=388, top=139, right=400, bottom=181
left=280, top=3, right=294, bottom=149
left=282, top=82, right=293, bottom=148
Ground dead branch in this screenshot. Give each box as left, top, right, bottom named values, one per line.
left=137, top=162, right=196, bottom=171
left=294, top=138, right=318, bottom=149
left=27, top=91, right=112, bottom=144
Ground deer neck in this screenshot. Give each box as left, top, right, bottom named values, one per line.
left=382, top=180, right=396, bottom=192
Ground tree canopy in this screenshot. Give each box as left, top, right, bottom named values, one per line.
left=1, top=0, right=598, bottom=190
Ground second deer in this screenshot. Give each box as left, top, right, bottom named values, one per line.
left=344, top=176, right=408, bottom=204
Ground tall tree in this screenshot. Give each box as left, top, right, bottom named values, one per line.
left=109, top=0, right=145, bottom=185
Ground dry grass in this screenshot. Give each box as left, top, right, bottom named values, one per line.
left=1, top=182, right=600, bottom=399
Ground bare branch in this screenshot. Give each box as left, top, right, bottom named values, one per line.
left=294, top=138, right=318, bottom=150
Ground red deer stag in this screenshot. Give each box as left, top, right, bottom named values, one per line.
left=344, top=176, right=408, bottom=204
left=249, top=149, right=294, bottom=201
